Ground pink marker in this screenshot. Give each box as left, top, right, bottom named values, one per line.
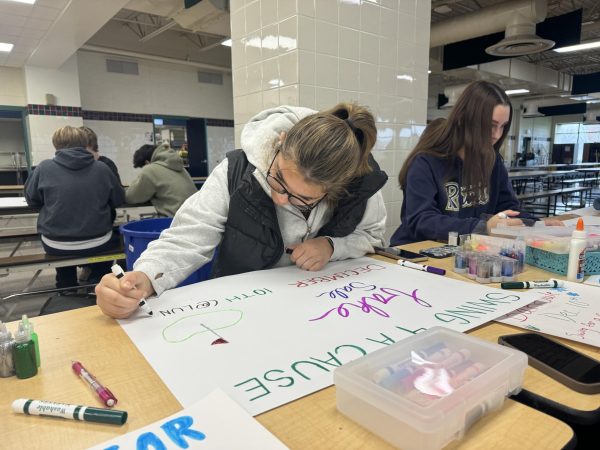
left=72, top=361, right=118, bottom=407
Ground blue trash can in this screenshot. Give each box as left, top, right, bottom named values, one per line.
left=119, top=218, right=212, bottom=287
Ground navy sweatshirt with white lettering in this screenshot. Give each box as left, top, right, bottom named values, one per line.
left=390, top=153, right=525, bottom=245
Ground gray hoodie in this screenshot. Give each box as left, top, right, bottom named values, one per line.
left=24, top=147, right=125, bottom=240
left=134, top=106, right=387, bottom=295
left=125, top=143, right=197, bottom=217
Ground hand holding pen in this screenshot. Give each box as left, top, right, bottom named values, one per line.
left=110, top=264, right=153, bottom=317
left=72, top=361, right=117, bottom=407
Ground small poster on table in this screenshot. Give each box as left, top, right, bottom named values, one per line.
left=497, top=281, right=600, bottom=347
left=88, top=389, right=288, bottom=450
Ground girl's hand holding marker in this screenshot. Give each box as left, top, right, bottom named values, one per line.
left=110, top=264, right=153, bottom=317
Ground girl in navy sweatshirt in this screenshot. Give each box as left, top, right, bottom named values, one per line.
left=391, top=81, right=560, bottom=246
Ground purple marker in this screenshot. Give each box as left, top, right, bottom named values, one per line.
left=396, top=259, right=446, bottom=276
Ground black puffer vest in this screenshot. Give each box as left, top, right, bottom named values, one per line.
left=211, top=150, right=387, bottom=278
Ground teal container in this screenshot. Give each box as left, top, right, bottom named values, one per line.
left=119, top=218, right=213, bottom=287
left=526, top=247, right=600, bottom=276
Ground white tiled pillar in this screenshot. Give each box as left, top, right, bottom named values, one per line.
left=23, top=55, right=84, bottom=165
left=230, top=0, right=431, bottom=242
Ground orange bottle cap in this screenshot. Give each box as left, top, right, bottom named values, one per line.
left=576, top=218, right=584, bottom=231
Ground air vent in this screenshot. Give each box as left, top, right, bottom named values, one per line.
left=485, top=12, right=554, bottom=57
left=522, top=101, right=545, bottom=118
left=486, top=34, right=555, bottom=57
left=106, top=59, right=139, bottom=75
left=198, top=71, right=223, bottom=85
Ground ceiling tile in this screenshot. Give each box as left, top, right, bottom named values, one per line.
left=36, top=0, right=70, bottom=9
left=0, top=26, right=24, bottom=37
left=0, top=3, right=33, bottom=16
left=0, top=14, right=27, bottom=27
left=31, top=5, right=63, bottom=20
left=20, top=28, right=47, bottom=40
left=24, top=17, right=54, bottom=30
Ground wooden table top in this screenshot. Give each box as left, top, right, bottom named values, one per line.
left=1, top=242, right=583, bottom=449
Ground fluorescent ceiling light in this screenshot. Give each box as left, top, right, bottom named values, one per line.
left=554, top=40, right=600, bottom=53
left=505, top=88, right=530, bottom=95
left=0, top=43, right=15, bottom=52
left=221, top=39, right=232, bottom=47
left=6, top=0, right=36, bottom=4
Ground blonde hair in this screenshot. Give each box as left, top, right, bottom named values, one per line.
left=79, top=126, right=98, bottom=151
left=280, top=102, right=377, bottom=203
left=52, top=126, right=88, bottom=150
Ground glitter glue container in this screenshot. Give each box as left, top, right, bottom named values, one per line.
left=0, top=321, right=15, bottom=377
left=13, top=323, right=37, bottom=379
left=454, top=250, right=468, bottom=274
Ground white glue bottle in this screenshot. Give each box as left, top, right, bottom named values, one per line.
left=567, top=218, right=587, bottom=283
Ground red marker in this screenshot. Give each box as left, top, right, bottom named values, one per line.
left=72, top=361, right=118, bottom=407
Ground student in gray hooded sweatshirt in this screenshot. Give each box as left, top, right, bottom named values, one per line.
left=96, top=102, right=388, bottom=319
left=125, top=143, right=197, bottom=217
left=24, top=126, right=125, bottom=289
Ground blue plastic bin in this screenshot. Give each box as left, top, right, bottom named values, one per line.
left=119, top=218, right=212, bottom=287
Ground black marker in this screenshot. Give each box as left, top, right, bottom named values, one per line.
left=501, top=279, right=564, bottom=289
left=111, top=264, right=153, bottom=316
left=12, top=399, right=127, bottom=425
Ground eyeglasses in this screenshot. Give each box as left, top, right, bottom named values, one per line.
left=266, top=150, right=326, bottom=213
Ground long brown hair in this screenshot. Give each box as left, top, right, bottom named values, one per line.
left=398, top=81, right=512, bottom=201
left=281, top=102, right=377, bottom=203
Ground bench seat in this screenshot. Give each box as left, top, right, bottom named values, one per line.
left=0, top=246, right=124, bottom=273
left=517, top=186, right=592, bottom=216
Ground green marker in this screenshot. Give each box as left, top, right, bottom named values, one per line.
left=12, top=399, right=127, bottom=425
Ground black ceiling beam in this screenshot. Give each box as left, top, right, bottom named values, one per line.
left=184, top=0, right=202, bottom=8
left=538, top=103, right=586, bottom=117
left=572, top=72, right=600, bottom=95
left=442, top=9, right=582, bottom=71
left=437, top=93, right=449, bottom=109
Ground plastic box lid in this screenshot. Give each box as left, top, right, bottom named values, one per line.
left=334, top=327, right=528, bottom=450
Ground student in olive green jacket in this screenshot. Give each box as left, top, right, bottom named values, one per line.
left=126, top=143, right=197, bottom=217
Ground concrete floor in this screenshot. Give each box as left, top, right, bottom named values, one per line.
left=0, top=237, right=96, bottom=323
left=0, top=269, right=62, bottom=322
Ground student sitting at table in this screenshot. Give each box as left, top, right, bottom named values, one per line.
left=390, top=80, right=561, bottom=246
left=24, top=126, right=125, bottom=288
left=96, top=102, right=388, bottom=318
left=125, top=143, right=197, bottom=217
left=80, top=126, right=122, bottom=185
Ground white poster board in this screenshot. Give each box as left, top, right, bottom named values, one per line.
left=119, top=257, right=537, bottom=416
left=88, top=389, right=288, bottom=450
left=497, top=281, right=600, bottom=347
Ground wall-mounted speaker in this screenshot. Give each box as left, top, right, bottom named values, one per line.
left=45, top=93, right=57, bottom=105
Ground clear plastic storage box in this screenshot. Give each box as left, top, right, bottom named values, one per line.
left=334, top=327, right=528, bottom=450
